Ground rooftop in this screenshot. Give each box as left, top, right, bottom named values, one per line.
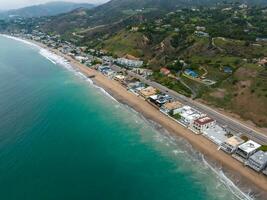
left=139, top=86, right=157, bottom=97
left=225, top=136, right=244, bottom=147
left=238, top=140, right=261, bottom=153
left=177, top=106, right=204, bottom=121
left=162, top=101, right=183, bottom=111
left=203, top=125, right=228, bottom=145
left=248, top=150, right=267, bottom=165
left=194, top=116, right=215, bottom=125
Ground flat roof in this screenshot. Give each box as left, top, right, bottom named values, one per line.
left=140, top=86, right=157, bottom=97
left=238, top=140, right=261, bottom=153
left=203, top=125, right=228, bottom=145
left=248, top=151, right=267, bottom=165
left=194, top=116, right=215, bottom=125
left=225, top=136, right=244, bottom=147
left=177, top=106, right=203, bottom=121
left=163, top=101, right=183, bottom=110
left=115, top=75, right=125, bottom=79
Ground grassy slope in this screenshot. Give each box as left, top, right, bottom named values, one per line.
left=100, top=29, right=267, bottom=127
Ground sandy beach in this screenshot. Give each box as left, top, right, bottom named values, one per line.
left=30, top=39, right=267, bottom=196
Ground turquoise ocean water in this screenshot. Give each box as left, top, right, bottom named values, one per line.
left=0, top=35, right=252, bottom=200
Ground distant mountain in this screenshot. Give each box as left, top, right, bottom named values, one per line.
left=40, top=0, right=223, bottom=34
left=40, top=0, right=267, bottom=35
left=0, top=1, right=95, bottom=19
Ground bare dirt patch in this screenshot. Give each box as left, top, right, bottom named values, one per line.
left=210, top=88, right=226, bottom=99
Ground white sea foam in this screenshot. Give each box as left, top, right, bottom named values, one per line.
left=202, top=155, right=254, bottom=200
left=38, top=47, right=119, bottom=103
left=0, top=34, right=40, bottom=49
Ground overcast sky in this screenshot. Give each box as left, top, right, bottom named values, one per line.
left=0, top=0, right=109, bottom=10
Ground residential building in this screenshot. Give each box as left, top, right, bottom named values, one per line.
left=132, top=68, right=153, bottom=77
left=114, top=75, right=126, bottom=83
left=202, top=124, right=229, bottom=145
left=235, top=140, right=261, bottom=160
left=161, top=101, right=183, bottom=114
left=174, top=106, right=204, bottom=126
left=220, top=136, right=244, bottom=154
left=192, top=116, right=216, bottom=133
left=246, top=151, right=267, bottom=172
left=149, top=94, right=172, bottom=107
left=160, top=67, right=171, bottom=75
left=139, top=86, right=157, bottom=99
left=194, top=31, right=209, bottom=38
left=258, top=57, right=267, bottom=66
left=116, top=58, right=143, bottom=68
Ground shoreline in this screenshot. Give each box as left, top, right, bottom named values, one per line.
left=4, top=35, right=267, bottom=198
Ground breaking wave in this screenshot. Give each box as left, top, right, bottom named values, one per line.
left=0, top=34, right=40, bottom=48
left=38, top=47, right=118, bottom=103
left=120, top=105, right=256, bottom=200
left=202, top=156, right=255, bottom=200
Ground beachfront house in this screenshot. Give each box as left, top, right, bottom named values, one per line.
left=174, top=106, right=204, bottom=127
left=220, top=136, right=244, bottom=154
left=149, top=94, right=172, bottom=107
left=263, top=168, right=267, bottom=176
left=192, top=116, right=216, bottom=134
left=245, top=151, right=267, bottom=172
left=202, top=124, right=229, bottom=145
left=234, top=140, right=261, bottom=161
left=160, top=101, right=183, bottom=115
left=139, top=86, right=157, bottom=99
left=98, top=65, right=110, bottom=72
left=114, top=75, right=126, bottom=83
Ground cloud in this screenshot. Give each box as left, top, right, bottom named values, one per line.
left=0, top=0, right=109, bottom=10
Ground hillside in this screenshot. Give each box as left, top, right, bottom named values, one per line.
left=0, top=2, right=95, bottom=19
left=39, top=0, right=228, bottom=35
left=1, top=0, right=267, bottom=127
left=99, top=5, right=267, bottom=127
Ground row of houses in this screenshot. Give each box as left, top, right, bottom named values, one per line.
left=125, top=83, right=267, bottom=175
left=16, top=31, right=267, bottom=176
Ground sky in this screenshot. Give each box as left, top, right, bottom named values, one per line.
left=0, top=0, right=109, bottom=10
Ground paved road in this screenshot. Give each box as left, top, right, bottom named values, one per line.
left=110, top=65, right=267, bottom=144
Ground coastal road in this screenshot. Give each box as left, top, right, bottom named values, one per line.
left=110, top=66, right=267, bottom=145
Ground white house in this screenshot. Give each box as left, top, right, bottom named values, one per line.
left=175, top=106, right=205, bottom=126
left=235, top=140, right=261, bottom=161
left=246, top=151, right=267, bottom=172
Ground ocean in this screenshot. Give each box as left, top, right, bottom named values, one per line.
left=0, top=35, right=253, bottom=200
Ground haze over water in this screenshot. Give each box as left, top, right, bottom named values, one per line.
left=0, top=35, right=250, bottom=200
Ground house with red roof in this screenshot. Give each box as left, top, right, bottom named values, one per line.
left=160, top=67, right=171, bottom=76
left=192, top=116, right=216, bottom=134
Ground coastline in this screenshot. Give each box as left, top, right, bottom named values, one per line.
left=4, top=35, right=267, bottom=198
